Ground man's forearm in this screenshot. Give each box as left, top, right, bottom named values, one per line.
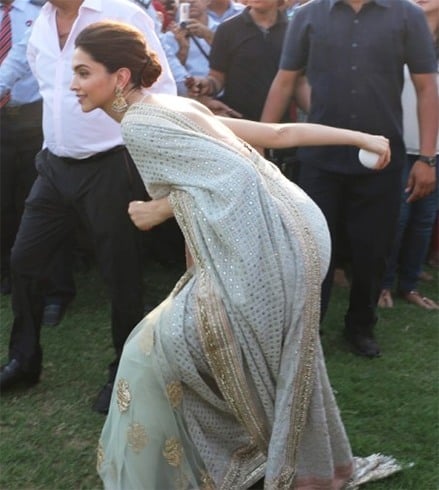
left=417, top=82, right=439, bottom=157
left=260, top=70, right=297, bottom=122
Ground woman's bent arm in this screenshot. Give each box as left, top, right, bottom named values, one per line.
left=128, top=198, right=174, bottom=231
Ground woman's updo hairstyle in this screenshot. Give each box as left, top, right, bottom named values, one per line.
left=74, top=21, right=162, bottom=88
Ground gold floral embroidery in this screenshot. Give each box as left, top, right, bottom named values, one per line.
left=166, top=380, right=183, bottom=409
left=116, top=378, right=131, bottom=413
left=96, top=442, right=104, bottom=473
left=176, top=472, right=190, bottom=490
left=127, top=423, right=148, bottom=453
left=163, top=437, right=183, bottom=467
left=138, top=319, right=154, bottom=355
left=200, top=470, right=216, bottom=490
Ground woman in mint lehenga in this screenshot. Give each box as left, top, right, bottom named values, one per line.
left=71, top=21, right=396, bottom=490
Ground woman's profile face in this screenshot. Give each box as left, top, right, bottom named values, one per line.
left=71, top=47, right=117, bottom=113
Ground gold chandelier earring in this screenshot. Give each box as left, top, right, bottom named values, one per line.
left=111, top=86, right=128, bottom=113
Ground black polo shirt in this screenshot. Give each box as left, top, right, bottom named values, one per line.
left=210, top=7, right=288, bottom=121
left=280, top=0, right=437, bottom=173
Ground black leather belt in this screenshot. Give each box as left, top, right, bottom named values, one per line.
left=53, top=145, right=126, bottom=165
left=1, top=100, right=42, bottom=117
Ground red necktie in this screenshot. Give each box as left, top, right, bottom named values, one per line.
left=0, top=3, right=12, bottom=108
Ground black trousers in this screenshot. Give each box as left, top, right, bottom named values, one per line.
left=299, top=165, right=402, bottom=334
left=0, top=103, right=42, bottom=277
left=9, top=147, right=148, bottom=380
left=0, top=103, right=76, bottom=302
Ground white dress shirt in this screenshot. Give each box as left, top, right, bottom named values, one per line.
left=0, top=0, right=41, bottom=105
left=27, top=0, right=176, bottom=159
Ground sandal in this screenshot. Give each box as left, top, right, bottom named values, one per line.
left=418, top=270, right=434, bottom=282
left=378, top=289, right=393, bottom=308
left=400, top=290, right=439, bottom=310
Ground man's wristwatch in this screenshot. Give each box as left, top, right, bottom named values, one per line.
left=417, top=155, right=437, bottom=167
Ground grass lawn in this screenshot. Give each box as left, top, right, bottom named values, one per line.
left=0, top=259, right=438, bottom=489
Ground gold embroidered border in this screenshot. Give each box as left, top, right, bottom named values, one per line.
left=220, top=443, right=266, bottom=490
left=194, top=273, right=269, bottom=450
left=168, top=190, right=203, bottom=273
left=263, top=174, right=321, bottom=488
left=168, top=144, right=320, bottom=486
left=96, top=442, right=104, bottom=473
left=171, top=190, right=269, bottom=454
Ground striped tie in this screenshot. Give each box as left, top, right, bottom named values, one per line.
left=0, top=3, right=12, bottom=108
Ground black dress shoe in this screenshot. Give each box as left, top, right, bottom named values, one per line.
left=0, top=359, right=40, bottom=392
left=344, top=331, right=381, bottom=358
left=42, top=303, right=66, bottom=327
left=92, top=382, right=114, bottom=414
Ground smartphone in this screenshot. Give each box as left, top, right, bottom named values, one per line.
left=179, top=2, right=190, bottom=23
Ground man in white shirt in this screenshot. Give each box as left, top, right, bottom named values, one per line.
left=0, top=10, right=76, bottom=327
left=0, top=0, right=176, bottom=414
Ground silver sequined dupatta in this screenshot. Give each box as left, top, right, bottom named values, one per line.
left=118, top=101, right=355, bottom=489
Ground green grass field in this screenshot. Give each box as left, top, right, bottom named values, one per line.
left=0, top=260, right=438, bottom=489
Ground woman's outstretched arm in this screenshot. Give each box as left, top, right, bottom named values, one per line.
left=218, top=118, right=391, bottom=169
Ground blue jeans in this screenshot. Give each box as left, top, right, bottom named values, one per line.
left=382, top=155, right=439, bottom=292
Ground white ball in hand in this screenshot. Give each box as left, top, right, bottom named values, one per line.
left=358, top=149, right=380, bottom=169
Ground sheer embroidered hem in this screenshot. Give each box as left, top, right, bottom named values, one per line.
left=345, top=454, right=412, bottom=489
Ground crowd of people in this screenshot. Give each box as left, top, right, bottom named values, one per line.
left=0, top=0, right=438, bottom=488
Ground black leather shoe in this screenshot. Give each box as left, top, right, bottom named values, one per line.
left=92, top=382, right=114, bottom=414
left=0, top=359, right=40, bottom=392
left=42, top=303, right=66, bottom=327
left=344, top=331, right=381, bottom=358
